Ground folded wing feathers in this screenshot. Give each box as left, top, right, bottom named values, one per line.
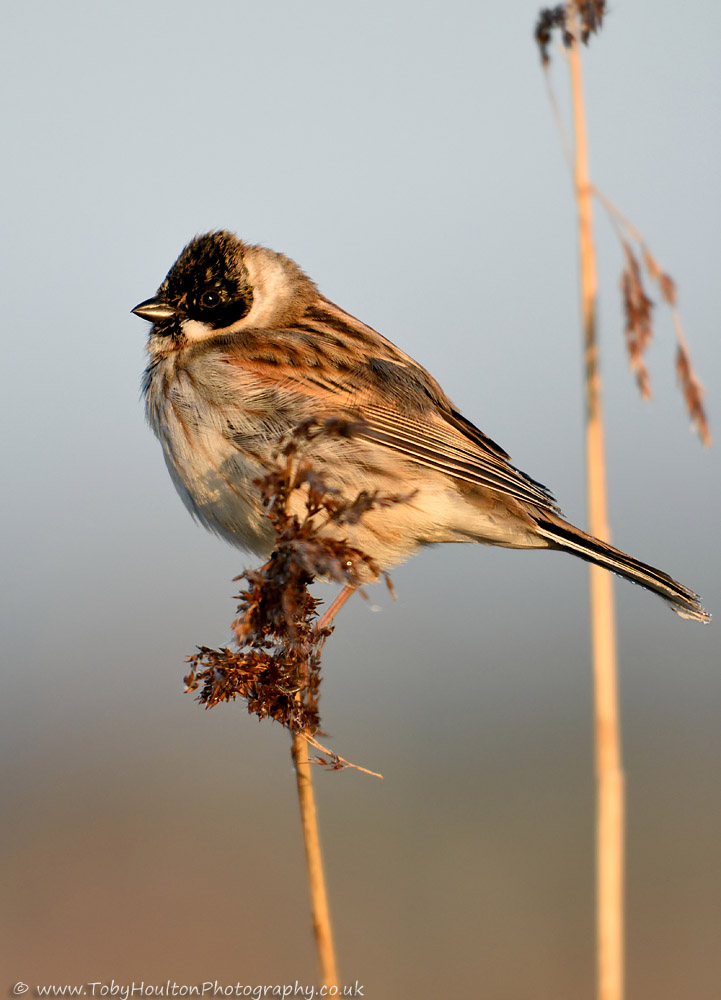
left=221, top=332, right=560, bottom=513
left=359, top=405, right=561, bottom=512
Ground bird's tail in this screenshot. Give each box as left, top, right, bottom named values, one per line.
left=534, top=513, right=710, bottom=623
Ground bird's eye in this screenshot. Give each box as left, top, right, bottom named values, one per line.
left=199, top=289, right=222, bottom=310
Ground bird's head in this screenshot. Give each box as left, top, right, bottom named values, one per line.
left=132, top=230, right=315, bottom=354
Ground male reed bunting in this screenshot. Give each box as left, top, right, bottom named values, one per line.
left=133, top=231, right=708, bottom=623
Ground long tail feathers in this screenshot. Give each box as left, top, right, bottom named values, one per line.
left=535, top=515, right=710, bottom=623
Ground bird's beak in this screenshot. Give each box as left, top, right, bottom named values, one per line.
left=131, top=297, right=178, bottom=323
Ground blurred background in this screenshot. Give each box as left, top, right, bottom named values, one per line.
left=2, top=2, right=719, bottom=997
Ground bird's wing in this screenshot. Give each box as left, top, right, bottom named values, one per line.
left=208, top=328, right=561, bottom=515
left=356, top=402, right=560, bottom=512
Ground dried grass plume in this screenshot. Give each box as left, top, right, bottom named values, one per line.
left=184, top=419, right=404, bottom=773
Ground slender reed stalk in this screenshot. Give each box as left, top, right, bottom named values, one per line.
left=567, top=17, right=625, bottom=1000
left=291, top=730, right=340, bottom=988
left=537, top=5, right=708, bottom=994
left=184, top=422, right=404, bottom=988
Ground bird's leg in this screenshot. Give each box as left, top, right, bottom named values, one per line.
left=314, top=585, right=356, bottom=637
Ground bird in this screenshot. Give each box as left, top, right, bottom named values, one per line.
left=133, top=230, right=708, bottom=623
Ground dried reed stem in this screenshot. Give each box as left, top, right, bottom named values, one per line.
left=568, top=15, right=625, bottom=1000
left=291, top=729, right=339, bottom=988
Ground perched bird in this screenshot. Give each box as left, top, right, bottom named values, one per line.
left=133, top=230, right=708, bottom=623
